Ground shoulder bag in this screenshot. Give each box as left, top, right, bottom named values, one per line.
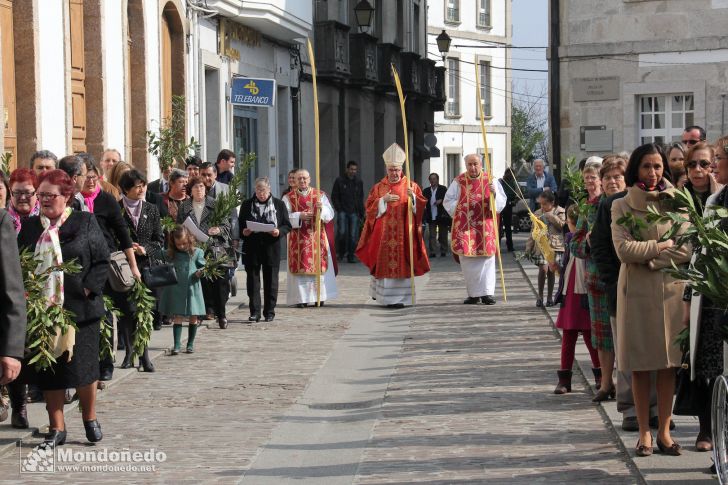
left=108, top=251, right=134, bottom=292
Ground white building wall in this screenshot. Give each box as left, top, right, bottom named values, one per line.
left=38, top=1, right=68, bottom=156
left=102, top=0, right=126, bottom=155
left=427, top=0, right=511, bottom=184
left=144, top=0, right=161, bottom=180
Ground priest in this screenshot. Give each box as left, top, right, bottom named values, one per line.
left=443, top=153, right=506, bottom=305
left=355, top=144, right=430, bottom=308
left=283, top=169, right=338, bottom=307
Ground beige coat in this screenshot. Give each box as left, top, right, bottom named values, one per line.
left=610, top=183, right=691, bottom=371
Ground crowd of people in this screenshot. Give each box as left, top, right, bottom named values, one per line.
left=0, top=126, right=726, bottom=472
left=521, top=125, right=728, bottom=467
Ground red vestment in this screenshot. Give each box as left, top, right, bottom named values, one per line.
left=287, top=189, right=329, bottom=276
left=450, top=172, right=497, bottom=257
left=355, top=176, right=430, bottom=279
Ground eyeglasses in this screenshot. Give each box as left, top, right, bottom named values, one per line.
left=86, top=175, right=99, bottom=182
left=682, top=139, right=700, bottom=146
left=37, top=192, right=62, bottom=201
left=11, top=190, right=35, bottom=198
left=686, top=159, right=711, bottom=169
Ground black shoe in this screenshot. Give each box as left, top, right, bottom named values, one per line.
left=316, top=301, right=325, bottom=307
left=481, top=295, right=496, bottom=305
left=120, top=354, right=135, bottom=369
left=386, top=303, right=405, bottom=309
left=463, top=297, right=480, bottom=305
left=265, top=315, right=275, bottom=322
left=545, top=299, right=555, bottom=307
left=99, top=368, right=113, bottom=381
left=295, top=303, right=307, bottom=308
left=248, top=315, right=261, bottom=322
left=153, top=320, right=162, bottom=331
left=622, top=416, right=639, bottom=431
left=536, top=299, right=544, bottom=308
left=648, top=416, right=676, bottom=430
left=83, top=419, right=103, bottom=443
left=44, top=429, right=67, bottom=446
left=218, top=317, right=228, bottom=329
left=11, top=406, right=29, bottom=429
left=139, top=353, right=155, bottom=373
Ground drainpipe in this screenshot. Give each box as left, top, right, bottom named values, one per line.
left=548, top=0, right=561, bottom=181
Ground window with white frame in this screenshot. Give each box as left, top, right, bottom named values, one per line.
left=476, top=148, right=494, bottom=172
left=478, top=61, right=491, bottom=117
left=446, top=153, right=461, bottom=183
left=639, top=94, right=695, bottom=145
left=477, top=0, right=491, bottom=27
left=446, top=58, right=460, bottom=117
left=446, top=0, right=460, bottom=23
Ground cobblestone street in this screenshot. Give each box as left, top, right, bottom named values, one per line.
left=0, top=252, right=640, bottom=483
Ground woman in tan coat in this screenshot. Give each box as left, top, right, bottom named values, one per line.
left=611, top=143, right=691, bottom=457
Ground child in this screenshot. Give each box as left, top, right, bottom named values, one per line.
left=553, top=205, right=600, bottom=394
left=159, top=226, right=206, bottom=355
left=525, top=190, right=565, bottom=307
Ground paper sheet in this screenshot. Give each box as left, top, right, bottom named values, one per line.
left=246, top=221, right=277, bottom=233
left=183, top=216, right=209, bottom=243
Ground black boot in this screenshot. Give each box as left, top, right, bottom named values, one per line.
left=554, top=370, right=572, bottom=394
left=8, top=382, right=28, bottom=429
left=138, top=348, right=155, bottom=372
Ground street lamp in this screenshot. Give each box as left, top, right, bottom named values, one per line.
left=354, top=0, right=375, bottom=33
left=436, top=29, right=452, bottom=63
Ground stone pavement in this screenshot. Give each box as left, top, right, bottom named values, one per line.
left=0, top=246, right=643, bottom=483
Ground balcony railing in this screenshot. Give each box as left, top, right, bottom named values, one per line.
left=419, top=58, right=437, bottom=99
left=349, top=33, right=378, bottom=85
left=314, top=21, right=350, bottom=80
left=377, top=43, right=402, bottom=91
left=433, top=66, right=446, bottom=111
left=400, top=52, right=421, bottom=95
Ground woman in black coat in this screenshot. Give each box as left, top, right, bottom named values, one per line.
left=239, top=177, right=291, bottom=322
left=18, top=169, right=110, bottom=446
left=176, top=176, right=232, bottom=328
left=118, top=170, right=164, bottom=371
left=78, top=157, right=141, bottom=377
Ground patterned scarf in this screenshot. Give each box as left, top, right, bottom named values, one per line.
left=8, top=200, right=40, bottom=233
left=81, top=184, right=102, bottom=213
left=36, top=207, right=76, bottom=360
left=253, top=195, right=277, bottom=226
left=635, top=180, right=667, bottom=192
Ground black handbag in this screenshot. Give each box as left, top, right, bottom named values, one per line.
left=142, top=261, right=178, bottom=289
left=673, top=351, right=709, bottom=416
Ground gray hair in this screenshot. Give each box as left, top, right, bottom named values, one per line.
left=464, top=153, right=482, bottom=164
left=533, top=159, right=545, bottom=167
left=30, top=150, right=58, bottom=168
left=168, top=168, right=188, bottom=185
left=254, top=176, right=270, bottom=188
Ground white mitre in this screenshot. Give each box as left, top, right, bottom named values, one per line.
left=382, top=143, right=406, bottom=168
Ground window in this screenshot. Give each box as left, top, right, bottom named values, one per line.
left=477, top=148, right=494, bottom=172
left=478, top=61, right=491, bottom=118
left=447, top=153, right=461, bottom=183
left=477, top=0, right=491, bottom=27
left=639, top=94, right=694, bottom=145
left=446, top=58, right=460, bottom=117
left=446, top=0, right=460, bottom=23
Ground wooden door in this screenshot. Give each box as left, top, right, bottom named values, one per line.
left=0, top=0, right=16, bottom=169
left=69, top=0, right=86, bottom=153
left=161, top=14, right=172, bottom=125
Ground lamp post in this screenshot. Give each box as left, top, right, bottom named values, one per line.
left=354, top=0, right=375, bottom=33
left=436, top=29, right=452, bottom=64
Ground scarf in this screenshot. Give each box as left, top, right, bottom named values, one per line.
left=253, top=195, right=277, bottom=226
left=35, top=207, right=75, bottom=360
left=8, top=200, right=40, bottom=233
left=635, top=180, right=667, bottom=192
left=192, top=200, right=205, bottom=224
left=82, top=184, right=102, bottom=213
left=122, top=195, right=143, bottom=229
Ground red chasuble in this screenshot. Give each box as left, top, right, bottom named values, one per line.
left=450, top=172, right=497, bottom=257
left=355, top=176, right=430, bottom=279
left=287, top=189, right=329, bottom=275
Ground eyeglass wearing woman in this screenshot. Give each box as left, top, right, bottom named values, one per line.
left=8, top=169, right=39, bottom=233
left=683, top=142, right=718, bottom=215
left=17, top=169, right=111, bottom=446
left=610, top=143, right=691, bottom=457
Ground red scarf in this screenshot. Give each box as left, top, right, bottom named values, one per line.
left=81, top=184, right=102, bottom=213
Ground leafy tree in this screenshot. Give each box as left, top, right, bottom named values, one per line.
left=511, top=101, right=546, bottom=165
left=147, top=95, right=199, bottom=172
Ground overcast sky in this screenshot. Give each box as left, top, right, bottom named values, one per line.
left=511, top=0, right=548, bottom=109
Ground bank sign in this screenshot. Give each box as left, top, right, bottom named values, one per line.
left=231, top=78, right=276, bottom=107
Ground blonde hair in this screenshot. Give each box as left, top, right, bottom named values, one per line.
left=108, top=161, right=132, bottom=189
left=168, top=225, right=197, bottom=259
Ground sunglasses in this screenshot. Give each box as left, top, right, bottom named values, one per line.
left=686, top=159, right=711, bottom=169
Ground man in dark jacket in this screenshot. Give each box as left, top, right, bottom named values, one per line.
left=331, top=161, right=364, bottom=263
left=591, top=191, right=659, bottom=432
left=422, top=173, right=450, bottom=257
left=0, top=209, right=26, bottom=385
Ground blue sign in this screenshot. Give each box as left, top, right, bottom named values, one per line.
left=231, top=77, right=276, bottom=107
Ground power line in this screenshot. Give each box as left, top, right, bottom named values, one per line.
left=429, top=51, right=549, bottom=72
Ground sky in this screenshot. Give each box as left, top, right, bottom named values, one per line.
left=510, top=0, right=548, bottom=110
